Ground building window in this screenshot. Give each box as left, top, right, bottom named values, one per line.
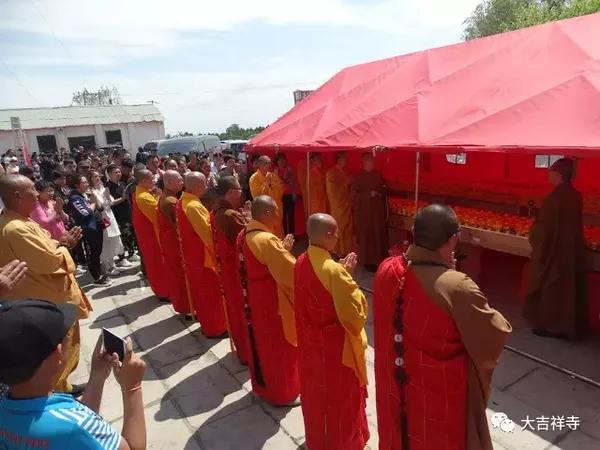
left=68, top=136, right=96, bottom=150
left=105, top=129, right=123, bottom=145
left=446, top=153, right=467, bottom=165
left=535, top=154, right=563, bottom=169
left=36, top=135, right=58, bottom=153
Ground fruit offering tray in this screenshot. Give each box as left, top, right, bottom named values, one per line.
left=388, top=198, right=600, bottom=253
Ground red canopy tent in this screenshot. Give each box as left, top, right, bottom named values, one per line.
left=247, top=14, right=600, bottom=333
left=248, top=13, right=600, bottom=156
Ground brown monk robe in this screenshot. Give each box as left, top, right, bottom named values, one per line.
left=352, top=153, right=388, bottom=270
left=374, top=205, right=511, bottom=450
left=524, top=158, right=587, bottom=340
left=157, top=171, right=192, bottom=315
left=211, top=176, right=251, bottom=364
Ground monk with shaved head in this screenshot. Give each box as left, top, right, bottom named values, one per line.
left=132, top=168, right=170, bottom=302
left=373, top=204, right=511, bottom=450
left=249, top=155, right=284, bottom=237
left=176, top=171, right=227, bottom=337
left=294, top=213, right=369, bottom=449
left=236, top=194, right=299, bottom=405
left=156, top=170, right=191, bottom=317
left=210, top=175, right=250, bottom=364
left=0, top=174, right=90, bottom=395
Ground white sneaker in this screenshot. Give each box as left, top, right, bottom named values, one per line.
left=116, top=259, right=133, bottom=268
left=128, top=254, right=141, bottom=262
left=76, top=266, right=87, bottom=275
left=105, top=267, right=121, bottom=277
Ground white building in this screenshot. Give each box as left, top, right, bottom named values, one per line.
left=0, top=104, right=165, bottom=155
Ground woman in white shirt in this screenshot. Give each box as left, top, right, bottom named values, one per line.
left=89, top=170, right=124, bottom=276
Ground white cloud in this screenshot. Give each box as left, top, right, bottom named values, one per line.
left=2, top=0, right=480, bottom=54
left=0, top=0, right=482, bottom=132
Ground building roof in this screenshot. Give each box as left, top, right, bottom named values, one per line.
left=0, top=104, right=164, bottom=131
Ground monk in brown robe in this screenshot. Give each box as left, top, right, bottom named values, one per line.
left=211, top=175, right=251, bottom=364
left=524, top=158, right=587, bottom=340
left=307, top=153, right=328, bottom=215
left=352, top=153, right=388, bottom=271
left=374, top=204, right=511, bottom=450
left=157, top=170, right=192, bottom=316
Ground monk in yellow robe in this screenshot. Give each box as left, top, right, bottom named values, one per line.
left=132, top=170, right=169, bottom=301
left=326, top=151, right=354, bottom=255
left=307, top=153, right=328, bottom=215
left=0, top=174, right=91, bottom=395
left=249, top=155, right=284, bottom=238
left=237, top=195, right=300, bottom=405
left=294, top=213, right=369, bottom=450
left=176, top=172, right=228, bottom=337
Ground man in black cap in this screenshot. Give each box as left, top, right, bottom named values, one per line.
left=524, top=157, right=587, bottom=339
left=0, top=299, right=147, bottom=450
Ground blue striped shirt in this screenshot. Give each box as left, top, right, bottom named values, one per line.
left=0, top=393, right=120, bottom=450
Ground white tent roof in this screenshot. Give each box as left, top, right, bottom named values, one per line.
left=0, top=104, right=163, bottom=131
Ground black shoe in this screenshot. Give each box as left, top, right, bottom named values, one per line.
left=94, top=276, right=112, bottom=286
left=158, top=297, right=170, bottom=303
left=70, top=383, right=87, bottom=398
left=184, top=314, right=193, bottom=321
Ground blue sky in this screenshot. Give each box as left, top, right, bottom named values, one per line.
left=0, top=0, right=481, bottom=133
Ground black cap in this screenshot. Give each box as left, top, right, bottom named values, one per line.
left=0, top=300, right=76, bottom=384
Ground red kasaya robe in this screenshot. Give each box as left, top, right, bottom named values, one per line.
left=236, top=220, right=299, bottom=405
left=374, top=256, right=467, bottom=450
left=294, top=247, right=369, bottom=450
left=157, top=194, right=192, bottom=314
left=176, top=192, right=228, bottom=337
left=132, top=186, right=169, bottom=298
left=210, top=208, right=250, bottom=364
left=374, top=248, right=510, bottom=450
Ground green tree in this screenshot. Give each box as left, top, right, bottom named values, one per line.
left=463, top=0, right=600, bottom=40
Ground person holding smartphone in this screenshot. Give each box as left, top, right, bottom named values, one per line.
left=0, top=299, right=147, bottom=450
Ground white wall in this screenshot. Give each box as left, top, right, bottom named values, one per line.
left=127, top=121, right=165, bottom=153
left=0, top=130, right=18, bottom=153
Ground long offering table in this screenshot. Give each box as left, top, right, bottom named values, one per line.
left=388, top=213, right=600, bottom=272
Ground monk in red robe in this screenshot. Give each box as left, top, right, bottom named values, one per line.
left=352, top=153, right=388, bottom=271
left=157, top=170, right=192, bottom=316
left=373, top=205, right=511, bottom=450
left=132, top=169, right=169, bottom=301
left=237, top=195, right=299, bottom=406
left=176, top=172, right=228, bottom=337
left=211, top=175, right=250, bottom=364
left=295, top=213, right=369, bottom=450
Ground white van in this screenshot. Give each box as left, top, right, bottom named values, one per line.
left=158, top=135, right=221, bottom=156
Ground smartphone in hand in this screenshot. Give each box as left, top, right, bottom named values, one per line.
left=102, top=328, right=126, bottom=362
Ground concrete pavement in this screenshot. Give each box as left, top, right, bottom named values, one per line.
left=71, top=264, right=600, bottom=449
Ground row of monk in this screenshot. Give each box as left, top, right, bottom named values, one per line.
left=132, top=166, right=512, bottom=450
left=249, top=152, right=389, bottom=270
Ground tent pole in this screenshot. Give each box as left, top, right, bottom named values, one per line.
left=414, top=151, right=421, bottom=215
left=306, top=151, right=311, bottom=218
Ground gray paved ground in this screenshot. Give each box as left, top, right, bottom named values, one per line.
left=71, top=264, right=600, bottom=450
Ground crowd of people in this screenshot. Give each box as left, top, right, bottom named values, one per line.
left=0, top=143, right=586, bottom=449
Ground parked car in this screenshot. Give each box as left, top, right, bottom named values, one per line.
left=142, top=140, right=162, bottom=153
left=157, top=135, right=221, bottom=156
left=221, top=139, right=248, bottom=162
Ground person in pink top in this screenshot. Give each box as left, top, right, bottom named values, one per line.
left=30, top=180, right=69, bottom=240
